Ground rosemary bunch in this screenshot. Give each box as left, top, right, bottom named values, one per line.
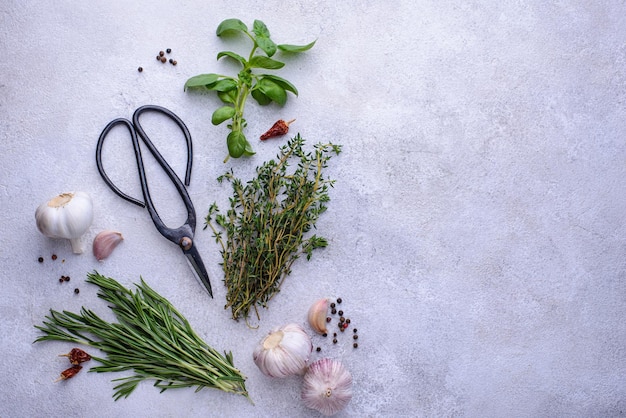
left=34, top=271, right=250, bottom=401
left=205, top=134, right=341, bottom=322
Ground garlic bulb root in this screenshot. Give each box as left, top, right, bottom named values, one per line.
left=35, top=191, right=93, bottom=254
left=302, top=358, right=353, bottom=416
left=253, top=323, right=312, bottom=378
left=307, top=298, right=329, bottom=335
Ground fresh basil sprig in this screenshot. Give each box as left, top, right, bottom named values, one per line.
left=184, top=19, right=315, bottom=161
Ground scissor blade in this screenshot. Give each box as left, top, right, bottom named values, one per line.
left=183, top=246, right=213, bottom=298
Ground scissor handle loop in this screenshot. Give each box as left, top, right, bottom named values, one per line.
left=95, top=105, right=197, bottom=242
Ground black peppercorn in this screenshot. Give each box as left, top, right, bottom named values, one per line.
left=64, top=276, right=70, bottom=282
left=353, top=335, right=358, bottom=340
left=59, top=278, right=64, bottom=283
left=339, top=317, right=345, bottom=323
left=74, top=288, right=79, bottom=294
left=326, top=317, right=331, bottom=323
left=138, top=67, right=143, bottom=72
left=166, top=48, right=171, bottom=53
left=169, top=58, right=173, bottom=64
left=322, top=333, right=327, bottom=337
left=353, top=342, right=358, bottom=348
left=331, top=308, right=337, bottom=315
left=156, top=55, right=160, bottom=60
left=330, top=303, right=336, bottom=309
left=160, top=57, right=167, bottom=63
left=332, top=338, right=337, bottom=344
left=338, top=310, right=343, bottom=316
left=316, top=347, right=321, bottom=352
left=159, top=51, right=164, bottom=57
left=333, top=333, right=337, bottom=337
left=171, top=60, right=177, bottom=66
left=337, top=298, right=342, bottom=304
left=52, top=254, right=57, bottom=260
left=346, top=318, right=351, bottom=324
left=353, top=328, right=358, bottom=333
left=38, top=257, right=44, bottom=263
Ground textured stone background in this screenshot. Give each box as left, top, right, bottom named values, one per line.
left=1, top=1, right=626, bottom=417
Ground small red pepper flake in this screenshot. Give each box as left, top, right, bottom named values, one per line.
left=54, top=365, right=82, bottom=382
left=59, top=348, right=92, bottom=365
left=260, top=119, right=295, bottom=140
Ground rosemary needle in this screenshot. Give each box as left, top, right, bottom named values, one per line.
left=34, top=271, right=250, bottom=402
left=205, top=134, right=341, bottom=323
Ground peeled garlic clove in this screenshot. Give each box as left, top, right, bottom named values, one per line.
left=93, top=230, right=124, bottom=261
left=253, top=323, right=312, bottom=378
left=308, top=298, right=329, bottom=335
left=302, top=358, right=353, bottom=416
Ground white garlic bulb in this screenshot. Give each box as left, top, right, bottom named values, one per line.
left=35, top=191, right=93, bottom=254
left=302, top=358, right=353, bottom=416
left=253, top=323, right=312, bottom=378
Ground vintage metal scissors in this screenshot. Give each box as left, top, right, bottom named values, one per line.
left=95, top=104, right=213, bottom=298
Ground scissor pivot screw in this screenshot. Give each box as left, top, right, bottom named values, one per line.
left=180, top=237, right=193, bottom=251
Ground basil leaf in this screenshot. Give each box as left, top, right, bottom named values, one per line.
left=252, top=20, right=270, bottom=38
left=260, top=74, right=298, bottom=96
left=227, top=131, right=247, bottom=158
left=216, top=19, right=248, bottom=36
left=258, top=78, right=286, bottom=106
left=243, top=141, right=256, bottom=156
left=184, top=73, right=220, bottom=91
left=218, top=90, right=237, bottom=104
left=277, top=40, right=316, bottom=53
left=249, top=56, right=285, bottom=70
left=252, top=20, right=276, bottom=57
left=207, top=79, right=238, bottom=92
left=211, top=106, right=236, bottom=125
left=251, top=88, right=271, bottom=106
left=217, top=51, right=247, bottom=66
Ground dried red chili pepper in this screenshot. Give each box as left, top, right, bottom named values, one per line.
left=54, top=365, right=82, bottom=382
left=260, top=119, right=295, bottom=140
left=59, top=348, right=92, bottom=365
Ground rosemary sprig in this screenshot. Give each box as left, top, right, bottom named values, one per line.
left=205, top=134, right=341, bottom=323
left=34, top=271, right=250, bottom=402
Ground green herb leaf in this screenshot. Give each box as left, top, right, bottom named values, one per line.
left=212, top=106, right=236, bottom=125
left=184, top=73, right=220, bottom=91
left=277, top=40, right=316, bottom=53
left=253, top=20, right=277, bottom=57
left=227, top=131, right=247, bottom=158
left=260, top=74, right=298, bottom=96
left=217, top=18, right=248, bottom=36
left=251, top=88, right=271, bottom=106
left=249, top=56, right=285, bottom=70
left=217, top=51, right=247, bottom=66
left=207, top=79, right=238, bottom=92
left=258, top=78, right=287, bottom=105
left=218, top=90, right=237, bottom=104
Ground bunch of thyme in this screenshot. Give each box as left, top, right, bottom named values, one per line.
left=205, top=134, right=341, bottom=323
left=34, top=271, right=250, bottom=401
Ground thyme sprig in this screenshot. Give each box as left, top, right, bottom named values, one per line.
left=205, top=134, right=341, bottom=323
left=34, top=271, right=250, bottom=402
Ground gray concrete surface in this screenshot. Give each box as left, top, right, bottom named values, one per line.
left=1, top=1, right=626, bottom=417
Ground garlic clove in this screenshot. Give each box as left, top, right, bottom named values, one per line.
left=93, top=230, right=124, bottom=261
left=253, top=323, right=312, bottom=378
left=307, top=298, right=329, bottom=335
left=301, top=358, right=353, bottom=416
